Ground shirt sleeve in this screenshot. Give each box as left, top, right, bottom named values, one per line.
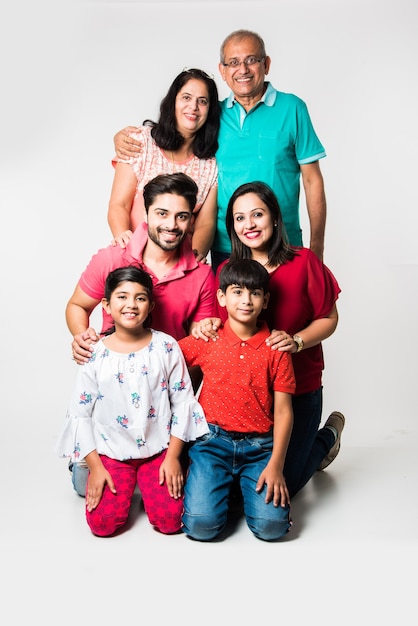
left=55, top=359, right=99, bottom=462
left=189, top=267, right=217, bottom=324
left=305, top=249, right=341, bottom=319
left=163, top=339, right=208, bottom=441
left=272, top=351, right=296, bottom=394
left=294, top=98, right=326, bottom=164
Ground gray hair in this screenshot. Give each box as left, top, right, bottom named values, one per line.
left=219, top=29, right=267, bottom=63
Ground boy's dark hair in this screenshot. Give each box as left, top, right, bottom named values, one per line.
left=218, top=258, right=270, bottom=294
left=143, top=172, right=198, bottom=214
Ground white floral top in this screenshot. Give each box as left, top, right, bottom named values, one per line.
left=56, top=330, right=208, bottom=463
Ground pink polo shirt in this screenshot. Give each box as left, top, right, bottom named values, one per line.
left=179, top=320, right=296, bottom=433
left=79, top=222, right=216, bottom=340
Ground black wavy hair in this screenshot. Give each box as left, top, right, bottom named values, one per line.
left=143, top=68, right=220, bottom=159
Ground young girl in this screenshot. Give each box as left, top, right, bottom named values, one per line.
left=56, top=265, right=208, bottom=537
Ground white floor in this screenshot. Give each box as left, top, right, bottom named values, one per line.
left=2, top=437, right=416, bottom=624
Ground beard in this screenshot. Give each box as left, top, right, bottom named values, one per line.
left=147, top=225, right=186, bottom=251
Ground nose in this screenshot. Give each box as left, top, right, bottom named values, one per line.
left=244, top=215, right=255, bottom=228
left=241, top=289, right=252, bottom=304
left=165, top=215, right=177, bottom=229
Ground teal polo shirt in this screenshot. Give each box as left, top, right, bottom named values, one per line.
left=214, top=82, right=326, bottom=254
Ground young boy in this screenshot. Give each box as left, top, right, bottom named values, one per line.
left=178, top=258, right=296, bottom=542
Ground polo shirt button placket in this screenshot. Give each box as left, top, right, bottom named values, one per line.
left=240, top=342, right=246, bottom=359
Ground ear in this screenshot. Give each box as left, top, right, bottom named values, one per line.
left=262, top=292, right=270, bottom=310
left=102, top=298, right=111, bottom=313
left=218, top=62, right=227, bottom=82
left=216, top=288, right=227, bottom=308
left=149, top=301, right=155, bottom=313
left=263, top=56, right=271, bottom=76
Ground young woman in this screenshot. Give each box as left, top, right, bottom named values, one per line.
left=56, top=265, right=208, bottom=536
left=193, top=181, right=344, bottom=498
left=109, top=68, right=220, bottom=261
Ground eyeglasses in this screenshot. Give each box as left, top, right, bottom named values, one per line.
left=182, top=67, right=215, bottom=80
left=222, top=56, right=265, bottom=69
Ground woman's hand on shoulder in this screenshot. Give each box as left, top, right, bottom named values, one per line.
left=111, top=230, right=133, bottom=248
left=190, top=318, right=222, bottom=341
left=266, top=329, right=298, bottom=353
left=114, top=126, right=143, bottom=158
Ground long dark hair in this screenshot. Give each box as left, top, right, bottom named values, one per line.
left=143, top=68, right=220, bottom=159
left=226, top=181, right=297, bottom=267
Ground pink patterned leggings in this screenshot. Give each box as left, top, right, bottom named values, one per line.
left=86, top=451, right=184, bottom=537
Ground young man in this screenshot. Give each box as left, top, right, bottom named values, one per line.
left=66, top=172, right=216, bottom=496
left=68, top=172, right=216, bottom=363
left=178, top=259, right=296, bottom=542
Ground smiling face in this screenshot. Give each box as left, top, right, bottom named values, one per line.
left=232, top=192, right=275, bottom=254
left=217, top=283, right=269, bottom=327
left=102, top=281, right=154, bottom=332
left=219, top=34, right=271, bottom=106
left=145, top=192, right=192, bottom=251
left=175, top=78, right=210, bottom=138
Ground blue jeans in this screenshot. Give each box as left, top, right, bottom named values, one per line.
left=69, top=461, right=89, bottom=497
left=182, top=425, right=292, bottom=542
left=284, top=387, right=335, bottom=497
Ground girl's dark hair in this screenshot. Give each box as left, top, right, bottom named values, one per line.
left=104, top=265, right=153, bottom=334
left=226, top=181, right=297, bottom=267
left=143, top=68, right=220, bottom=159
left=219, top=258, right=270, bottom=294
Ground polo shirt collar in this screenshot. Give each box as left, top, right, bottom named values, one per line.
left=226, top=81, right=276, bottom=108
left=223, top=319, right=270, bottom=348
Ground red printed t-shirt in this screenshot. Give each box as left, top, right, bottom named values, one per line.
left=215, top=248, right=341, bottom=395
left=179, top=320, right=296, bottom=433
left=79, top=222, right=216, bottom=340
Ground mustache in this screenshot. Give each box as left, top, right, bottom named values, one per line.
left=158, top=227, right=182, bottom=234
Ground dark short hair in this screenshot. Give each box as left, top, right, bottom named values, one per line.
left=143, top=172, right=198, bottom=213
left=218, top=258, right=270, bottom=294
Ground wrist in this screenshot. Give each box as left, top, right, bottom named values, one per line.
left=293, top=334, right=304, bottom=353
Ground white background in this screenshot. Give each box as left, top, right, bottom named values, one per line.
left=1, top=0, right=417, bottom=623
